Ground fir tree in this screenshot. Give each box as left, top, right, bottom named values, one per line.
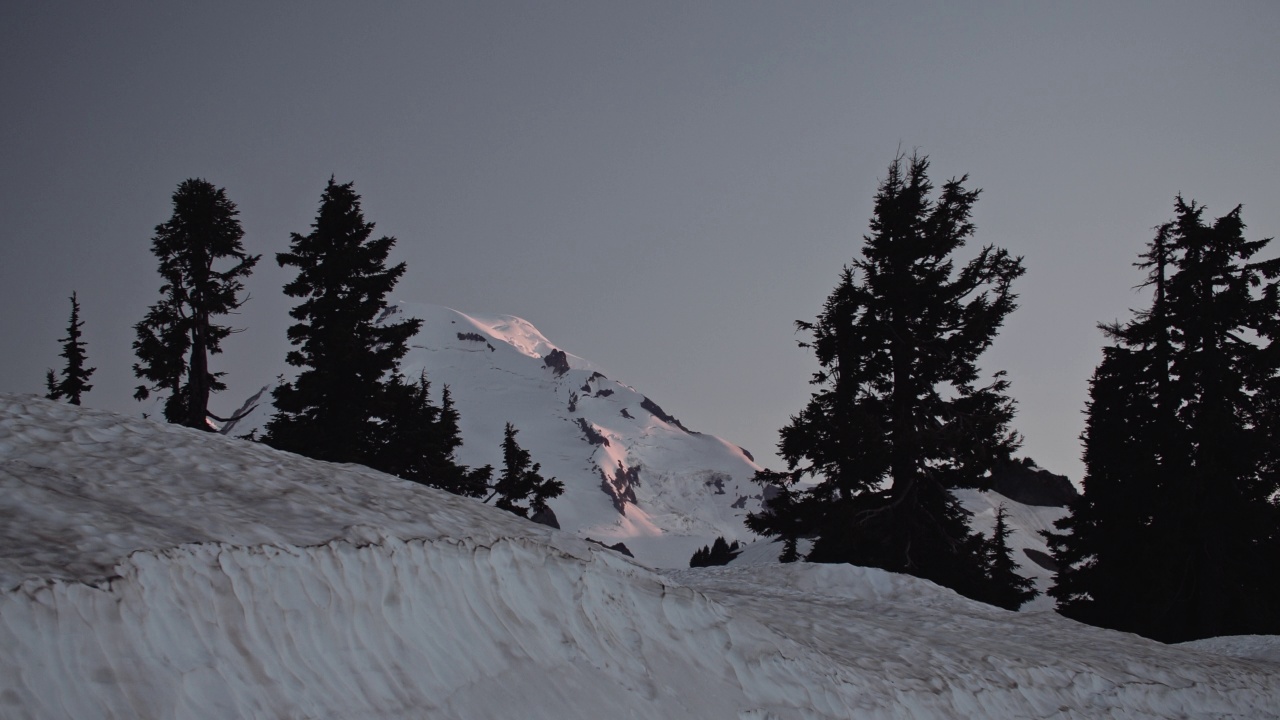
left=1045, top=344, right=1165, bottom=632
left=486, top=423, right=564, bottom=518
left=428, top=386, right=494, bottom=496
left=133, top=179, right=260, bottom=428
left=983, top=505, right=1037, bottom=610
left=379, top=371, right=492, bottom=497
left=747, top=152, right=1026, bottom=604
left=45, top=292, right=95, bottom=405
left=263, top=178, right=421, bottom=466
left=1049, top=196, right=1280, bottom=641
left=688, top=536, right=742, bottom=568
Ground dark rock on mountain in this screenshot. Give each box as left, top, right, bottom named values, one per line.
left=990, top=459, right=1078, bottom=507
left=543, top=348, right=570, bottom=376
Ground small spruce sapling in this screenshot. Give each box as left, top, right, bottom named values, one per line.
left=984, top=505, right=1037, bottom=610
left=45, top=292, right=95, bottom=405
left=486, top=423, right=564, bottom=518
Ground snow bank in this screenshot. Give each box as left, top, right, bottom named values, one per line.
left=1181, top=635, right=1280, bottom=665
left=671, top=563, right=1280, bottom=719
left=1, top=536, right=858, bottom=719
left=3, top=395, right=1278, bottom=719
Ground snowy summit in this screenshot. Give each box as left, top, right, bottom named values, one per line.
left=2, top=395, right=1279, bottom=718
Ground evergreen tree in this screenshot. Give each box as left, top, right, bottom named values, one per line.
left=689, top=536, right=742, bottom=568
left=1045, top=344, right=1166, bottom=632
left=379, top=371, right=492, bottom=497
left=486, top=423, right=564, bottom=518
left=983, top=505, right=1037, bottom=610
left=746, top=153, right=1026, bottom=604
left=45, top=292, right=95, bottom=405
left=1049, top=197, right=1280, bottom=641
left=133, top=179, right=260, bottom=428
left=263, top=178, right=421, bottom=466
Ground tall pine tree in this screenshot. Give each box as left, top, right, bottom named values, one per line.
left=45, top=292, right=95, bottom=405
left=134, top=179, right=260, bottom=428
left=1049, top=197, right=1280, bottom=642
left=263, top=178, right=421, bottom=466
left=747, top=153, right=1027, bottom=605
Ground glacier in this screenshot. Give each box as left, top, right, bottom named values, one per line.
left=2, top=395, right=1279, bottom=718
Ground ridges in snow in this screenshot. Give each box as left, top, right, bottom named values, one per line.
left=671, top=563, right=1280, bottom=718
left=2, top=396, right=1278, bottom=719
left=0, top=536, right=848, bottom=719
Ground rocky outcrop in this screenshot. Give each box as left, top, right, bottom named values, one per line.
left=990, top=460, right=1078, bottom=508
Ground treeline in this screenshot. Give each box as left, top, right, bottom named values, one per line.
left=45, top=177, right=561, bottom=520
left=745, top=152, right=1280, bottom=641
left=44, top=157, right=1280, bottom=642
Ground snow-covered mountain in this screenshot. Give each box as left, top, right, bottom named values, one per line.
left=229, top=302, right=765, bottom=568
left=223, top=302, right=1074, bottom=584
left=2, top=395, right=1278, bottom=718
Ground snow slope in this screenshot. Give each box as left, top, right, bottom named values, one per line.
left=2, top=395, right=1278, bottom=719
left=229, top=302, right=765, bottom=568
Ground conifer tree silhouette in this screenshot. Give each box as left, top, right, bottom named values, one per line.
left=486, top=423, right=563, bottom=518
left=1048, top=197, right=1280, bottom=641
left=379, top=371, right=492, bottom=497
left=984, top=505, right=1036, bottom=610
left=45, top=292, right=95, bottom=405
left=264, top=177, right=420, bottom=466
left=748, top=152, right=1027, bottom=605
left=133, top=179, right=259, bottom=428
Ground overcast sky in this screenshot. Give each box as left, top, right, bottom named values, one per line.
left=3, top=1, right=1278, bottom=482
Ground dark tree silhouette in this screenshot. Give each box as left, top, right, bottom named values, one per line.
left=45, top=292, right=95, bottom=405
left=747, top=152, right=1027, bottom=605
left=263, top=178, right=421, bottom=466
left=133, top=179, right=260, bottom=428
left=983, top=505, right=1037, bottom=610
left=689, top=536, right=742, bottom=567
left=1048, top=196, right=1280, bottom=641
left=486, top=422, right=564, bottom=518
left=379, top=371, right=492, bottom=497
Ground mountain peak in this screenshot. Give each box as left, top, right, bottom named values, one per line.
left=234, top=302, right=763, bottom=568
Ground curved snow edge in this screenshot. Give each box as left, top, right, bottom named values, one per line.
left=0, top=534, right=865, bottom=720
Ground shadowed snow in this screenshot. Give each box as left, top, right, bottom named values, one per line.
left=2, top=395, right=1277, bottom=718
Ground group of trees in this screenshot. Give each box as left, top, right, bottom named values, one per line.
left=1045, top=198, right=1280, bottom=641
left=746, top=152, right=1279, bottom=636
left=45, top=155, right=1280, bottom=640
left=46, top=176, right=560, bottom=518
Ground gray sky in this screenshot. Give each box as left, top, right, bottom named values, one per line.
left=3, top=1, right=1278, bottom=482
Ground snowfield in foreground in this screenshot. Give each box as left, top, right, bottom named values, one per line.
left=2, top=396, right=1278, bottom=719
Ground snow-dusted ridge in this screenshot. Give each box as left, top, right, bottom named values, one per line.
left=2, top=395, right=1279, bottom=718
